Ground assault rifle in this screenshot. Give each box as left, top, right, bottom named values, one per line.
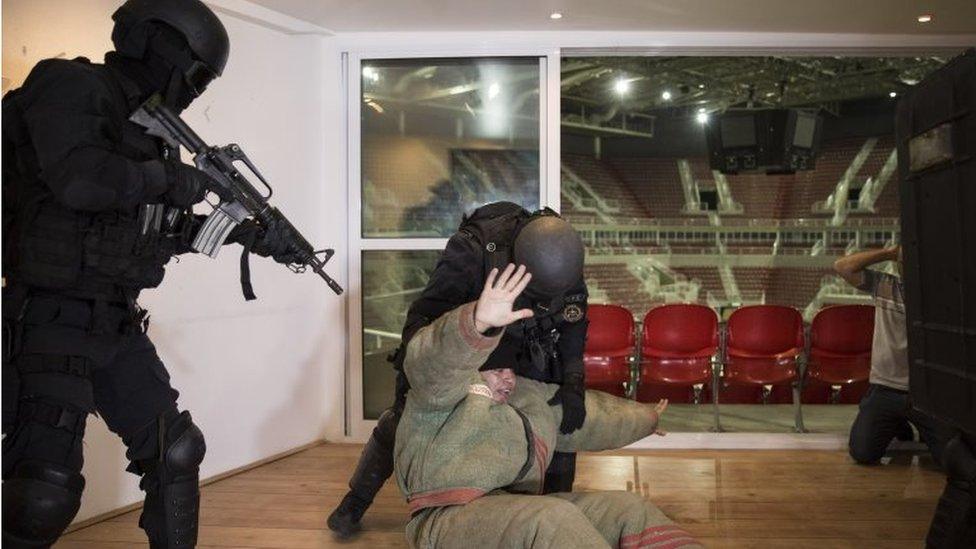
left=129, top=94, right=342, bottom=296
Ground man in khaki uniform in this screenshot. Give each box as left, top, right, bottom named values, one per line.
left=394, top=264, right=700, bottom=548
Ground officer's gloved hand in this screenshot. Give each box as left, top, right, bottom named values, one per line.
left=548, top=372, right=586, bottom=434
left=164, top=163, right=213, bottom=207
left=251, top=218, right=304, bottom=266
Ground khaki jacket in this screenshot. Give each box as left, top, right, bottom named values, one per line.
left=394, top=302, right=659, bottom=514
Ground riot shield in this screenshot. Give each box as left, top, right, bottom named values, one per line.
left=896, top=48, right=976, bottom=436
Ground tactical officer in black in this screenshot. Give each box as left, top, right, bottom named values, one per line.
left=328, top=201, right=589, bottom=537
left=2, top=1, right=294, bottom=547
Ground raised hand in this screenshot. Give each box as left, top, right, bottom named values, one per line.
left=473, top=264, right=534, bottom=333
left=650, top=399, right=668, bottom=436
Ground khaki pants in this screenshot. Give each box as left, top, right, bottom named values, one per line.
left=406, top=491, right=700, bottom=549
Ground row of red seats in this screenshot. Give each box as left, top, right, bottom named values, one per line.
left=583, top=303, right=875, bottom=431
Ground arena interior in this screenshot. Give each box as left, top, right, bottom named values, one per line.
left=360, top=55, right=943, bottom=434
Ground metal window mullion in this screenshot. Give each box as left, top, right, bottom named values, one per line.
left=360, top=238, right=450, bottom=251
left=545, top=50, right=562, bottom=212
left=345, top=51, right=365, bottom=438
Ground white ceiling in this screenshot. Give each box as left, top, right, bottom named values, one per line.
left=246, top=0, right=976, bottom=34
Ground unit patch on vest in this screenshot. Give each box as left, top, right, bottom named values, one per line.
left=563, top=304, right=584, bottom=323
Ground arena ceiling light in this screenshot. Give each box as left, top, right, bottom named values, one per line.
left=661, top=90, right=673, bottom=101
left=488, top=82, right=501, bottom=100
left=696, top=108, right=709, bottom=124
left=917, top=14, right=933, bottom=23
left=614, top=78, right=631, bottom=95
left=889, top=91, right=898, bottom=98
left=550, top=12, right=563, bottom=20
left=362, top=66, right=379, bottom=83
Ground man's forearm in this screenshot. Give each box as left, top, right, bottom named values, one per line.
left=833, top=247, right=898, bottom=286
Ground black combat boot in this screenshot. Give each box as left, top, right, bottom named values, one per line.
left=327, top=408, right=399, bottom=538
left=327, top=492, right=371, bottom=539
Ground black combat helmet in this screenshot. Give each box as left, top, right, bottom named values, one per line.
left=513, top=215, right=585, bottom=298
left=111, top=0, right=229, bottom=97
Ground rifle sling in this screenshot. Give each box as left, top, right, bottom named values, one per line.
left=239, top=229, right=258, bottom=301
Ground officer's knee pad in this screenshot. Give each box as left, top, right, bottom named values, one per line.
left=2, top=460, right=84, bottom=546
left=164, top=411, right=206, bottom=476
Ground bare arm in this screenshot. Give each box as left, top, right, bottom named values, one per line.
left=833, top=246, right=899, bottom=288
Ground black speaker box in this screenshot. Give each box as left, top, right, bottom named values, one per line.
left=706, top=109, right=823, bottom=174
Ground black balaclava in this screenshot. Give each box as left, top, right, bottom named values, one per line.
left=105, top=22, right=199, bottom=112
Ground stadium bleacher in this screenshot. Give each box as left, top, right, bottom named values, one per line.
left=766, top=268, right=834, bottom=310
left=583, top=263, right=657, bottom=315
left=603, top=156, right=686, bottom=218
left=562, top=154, right=651, bottom=221
left=672, top=267, right=725, bottom=301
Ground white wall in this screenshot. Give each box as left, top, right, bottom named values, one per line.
left=2, top=0, right=347, bottom=522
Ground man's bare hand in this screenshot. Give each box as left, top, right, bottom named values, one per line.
left=474, top=264, right=534, bottom=333
left=649, top=399, right=668, bottom=436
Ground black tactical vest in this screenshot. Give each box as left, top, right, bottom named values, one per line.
left=2, top=59, right=185, bottom=299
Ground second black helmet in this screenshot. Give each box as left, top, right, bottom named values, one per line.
left=513, top=214, right=584, bottom=299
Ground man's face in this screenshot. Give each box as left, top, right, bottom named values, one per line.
left=480, top=368, right=516, bottom=404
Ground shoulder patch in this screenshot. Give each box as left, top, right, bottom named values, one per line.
left=563, top=304, right=584, bottom=323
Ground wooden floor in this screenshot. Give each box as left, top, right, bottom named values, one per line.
left=57, top=443, right=945, bottom=548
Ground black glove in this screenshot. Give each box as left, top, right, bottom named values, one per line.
left=548, top=372, right=587, bottom=434
left=251, top=218, right=304, bottom=266
left=164, top=162, right=211, bottom=207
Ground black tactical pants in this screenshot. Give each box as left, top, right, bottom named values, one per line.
left=2, top=291, right=186, bottom=547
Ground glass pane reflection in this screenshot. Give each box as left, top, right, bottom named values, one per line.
left=361, top=249, right=441, bottom=419
left=362, top=58, right=541, bottom=237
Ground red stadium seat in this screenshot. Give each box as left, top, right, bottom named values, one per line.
left=724, top=305, right=806, bottom=431
left=583, top=304, right=635, bottom=397
left=638, top=304, right=720, bottom=428
left=808, top=305, right=875, bottom=402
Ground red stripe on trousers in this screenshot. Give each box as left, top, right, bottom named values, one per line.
left=620, top=525, right=697, bottom=548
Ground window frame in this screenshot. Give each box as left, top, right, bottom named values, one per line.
left=345, top=50, right=559, bottom=437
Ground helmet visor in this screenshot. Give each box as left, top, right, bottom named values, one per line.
left=184, top=59, right=217, bottom=97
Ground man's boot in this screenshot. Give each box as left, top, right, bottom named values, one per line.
left=327, top=407, right=399, bottom=538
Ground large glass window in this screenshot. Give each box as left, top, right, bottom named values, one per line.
left=357, top=56, right=546, bottom=422
left=361, top=58, right=541, bottom=238
left=563, top=54, right=945, bottom=435
left=361, top=250, right=441, bottom=419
